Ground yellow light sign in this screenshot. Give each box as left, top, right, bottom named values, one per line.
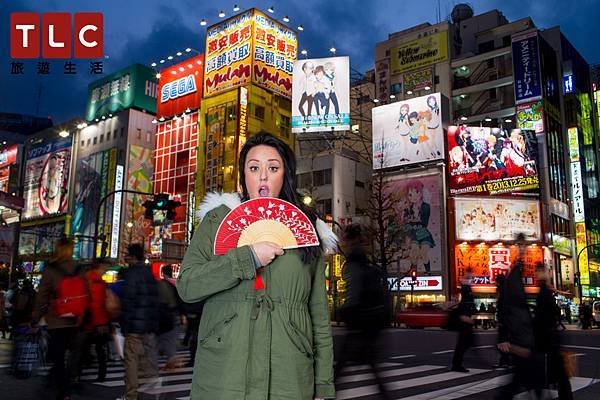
left=204, top=9, right=297, bottom=98
left=390, top=30, right=449, bottom=75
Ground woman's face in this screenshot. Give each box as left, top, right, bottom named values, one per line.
left=244, top=145, right=285, bottom=199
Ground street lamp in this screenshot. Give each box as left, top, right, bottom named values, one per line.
left=126, top=221, right=134, bottom=228
left=59, top=130, right=69, bottom=138
left=302, top=195, right=313, bottom=206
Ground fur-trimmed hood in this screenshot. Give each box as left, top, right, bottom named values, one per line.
left=198, top=192, right=338, bottom=254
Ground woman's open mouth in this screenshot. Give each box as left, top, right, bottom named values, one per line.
left=259, top=185, right=270, bottom=197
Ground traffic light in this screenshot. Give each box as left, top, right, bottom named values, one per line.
left=410, top=268, right=418, bottom=282
left=574, top=272, right=580, bottom=287
left=143, top=194, right=181, bottom=224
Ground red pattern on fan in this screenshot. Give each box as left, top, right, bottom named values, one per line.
left=214, top=197, right=319, bottom=255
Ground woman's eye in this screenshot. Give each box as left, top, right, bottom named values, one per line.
left=269, top=166, right=279, bottom=172
left=249, top=166, right=259, bottom=172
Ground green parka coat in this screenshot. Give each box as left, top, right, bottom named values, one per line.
left=177, top=193, right=336, bottom=400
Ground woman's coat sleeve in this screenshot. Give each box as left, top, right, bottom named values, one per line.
left=309, top=253, right=335, bottom=399
left=177, top=209, right=256, bottom=303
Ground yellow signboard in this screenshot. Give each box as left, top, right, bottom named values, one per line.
left=390, top=30, right=448, bottom=75
left=575, top=222, right=590, bottom=285
left=204, top=11, right=254, bottom=98
left=252, top=10, right=297, bottom=98
left=203, top=9, right=297, bottom=99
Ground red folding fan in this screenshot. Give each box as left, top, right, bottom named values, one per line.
left=213, top=197, right=320, bottom=255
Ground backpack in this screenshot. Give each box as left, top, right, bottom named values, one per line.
left=53, top=275, right=89, bottom=317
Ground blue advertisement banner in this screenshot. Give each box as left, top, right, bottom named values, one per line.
left=512, top=31, right=542, bottom=104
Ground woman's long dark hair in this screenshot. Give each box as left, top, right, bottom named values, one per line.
left=239, top=132, right=320, bottom=264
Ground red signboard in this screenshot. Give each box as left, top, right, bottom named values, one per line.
left=454, top=243, right=541, bottom=289
left=157, top=54, right=204, bottom=119
left=0, top=145, right=18, bottom=168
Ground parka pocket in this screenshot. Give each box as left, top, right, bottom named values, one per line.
left=287, top=320, right=314, bottom=359
left=199, top=313, right=238, bottom=349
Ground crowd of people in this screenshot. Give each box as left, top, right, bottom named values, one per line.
left=0, top=240, right=199, bottom=400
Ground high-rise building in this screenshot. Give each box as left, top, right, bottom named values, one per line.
left=374, top=4, right=599, bottom=306
left=73, top=63, right=158, bottom=261
left=196, top=9, right=297, bottom=201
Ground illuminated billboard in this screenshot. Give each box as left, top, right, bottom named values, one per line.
left=204, top=9, right=297, bottom=99
left=390, top=31, right=449, bottom=75
left=291, top=56, right=350, bottom=133
left=157, top=54, right=204, bottom=119
left=447, top=126, right=539, bottom=196
left=455, top=197, right=541, bottom=242
left=512, top=30, right=542, bottom=104
left=22, top=137, right=72, bottom=220
left=372, top=93, right=446, bottom=169
left=455, top=243, right=540, bottom=288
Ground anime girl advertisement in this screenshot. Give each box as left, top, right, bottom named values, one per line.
left=372, top=93, right=445, bottom=169
left=385, top=172, right=444, bottom=275
left=447, top=126, right=539, bottom=196
left=291, top=56, right=351, bottom=133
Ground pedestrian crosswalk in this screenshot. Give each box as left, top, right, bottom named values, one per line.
left=84, top=351, right=599, bottom=400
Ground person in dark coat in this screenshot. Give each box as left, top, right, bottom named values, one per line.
left=495, top=237, right=534, bottom=399
left=533, top=263, right=573, bottom=399
left=451, top=283, right=476, bottom=372
left=493, top=274, right=510, bottom=369
left=336, top=224, right=389, bottom=398
left=118, top=244, right=160, bottom=400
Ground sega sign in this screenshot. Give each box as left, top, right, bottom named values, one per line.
left=161, top=75, right=197, bottom=103
left=157, top=54, right=204, bottom=118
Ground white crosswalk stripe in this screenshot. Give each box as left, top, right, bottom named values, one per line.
left=85, top=355, right=599, bottom=400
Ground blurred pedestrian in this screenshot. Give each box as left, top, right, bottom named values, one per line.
left=83, top=261, right=111, bottom=382
left=493, top=274, right=510, bottom=369
left=495, top=234, right=534, bottom=400
left=157, top=265, right=183, bottom=370
left=565, top=306, right=572, bottom=324
left=582, top=303, right=593, bottom=329
left=451, top=283, right=476, bottom=372
left=181, top=299, right=203, bottom=367
left=0, top=285, right=8, bottom=339
left=117, top=244, right=160, bottom=400
left=9, top=279, right=36, bottom=328
left=32, top=238, right=90, bottom=400
left=532, top=262, right=572, bottom=399
left=336, top=224, right=389, bottom=398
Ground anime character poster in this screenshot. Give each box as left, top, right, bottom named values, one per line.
left=291, top=56, right=350, bottom=133
left=126, top=145, right=153, bottom=245
left=384, top=172, right=444, bottom=276
left=22, top=137, right=72, bottom=220
left=71, top=149, right=117, bottom=259
left=447, top=126, right=539, bottom=196
left=372, top=93, right=445, bottom=169
left=455, top=197, right=541, bottom=241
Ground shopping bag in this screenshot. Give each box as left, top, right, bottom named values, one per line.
left=112, top=325, right=125, bottom=360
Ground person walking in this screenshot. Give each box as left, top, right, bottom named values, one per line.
left=532, top=263, right=573, bottom=399
left=177, top=132, right=337, bottom=400
left=493, top=274, right=510, bottom=369
left=451, top=283, right=476, bottom=372
left=32, top=238, right=89, bottom=400
left=335, top=224, right=389, bottom=398
left=157, top=265, right=183, bottom=370
left=117, top=244, right=160, bottom=400
left=495, top=234, right=534, bottom=400
left=83, top=261, right=111, bottom=382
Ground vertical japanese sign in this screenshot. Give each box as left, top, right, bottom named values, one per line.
left=252, top=10, right=297, bottom=98
left=204, top=11, right=253, bottom=97
left=110, top=165, right=124, bottom=259
left=512, top=30, right=542, bottom=104
left=127, top=146, right=153, bottom=246
left=568, top=127, right=589, bottom=285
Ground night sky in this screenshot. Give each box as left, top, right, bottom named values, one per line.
left=2, top=0, right=599, bottom=124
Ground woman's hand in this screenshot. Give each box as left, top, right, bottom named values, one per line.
left=251, top=242, right=284, bottom=267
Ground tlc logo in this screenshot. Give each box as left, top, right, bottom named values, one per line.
left=10, top=12, right=103, bottom=59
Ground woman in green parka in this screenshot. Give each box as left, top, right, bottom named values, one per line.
left=177, top=132, right=337, bottom=400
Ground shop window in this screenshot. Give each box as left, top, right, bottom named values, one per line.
left=106, top=131, right=111, bottom=141
left=254, top=105, right=265, bottom=120
left=100, top=134, right=104, bottom=143
left=297, top=172, right=311, bottom=189
left=93, top=137, right=97, bottom=145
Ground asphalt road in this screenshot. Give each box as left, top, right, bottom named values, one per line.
left=1, top=326, right=599, bottom=399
